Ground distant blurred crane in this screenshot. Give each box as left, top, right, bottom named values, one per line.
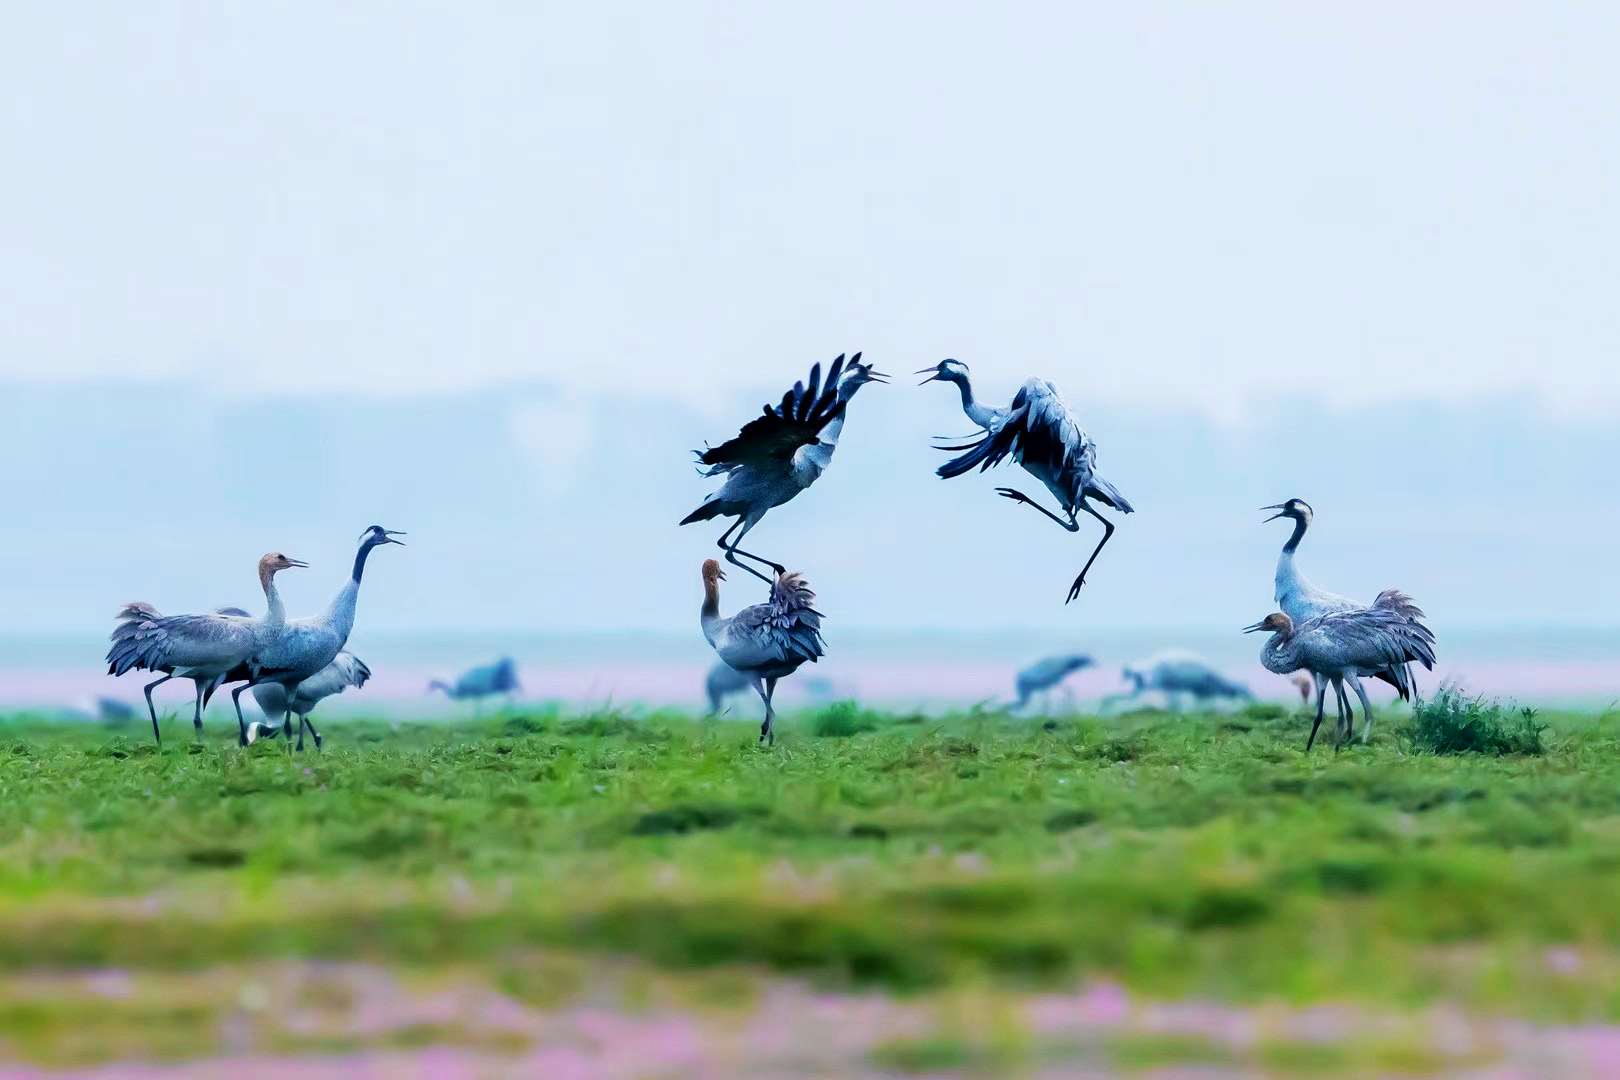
left=1262, top=498, right=1438, bottom=724
left=921, top=361, right=1133, bottom=603
left=105, top=555, right=305, bottom=746
left=1110, top=652, right=1251, bottom=711
left=1288, top=671, right=1316, bottom=707
left=247, top=651, right=372, bottom=750
left=1247, top=610, right=1437, bottom=750
left=1012, top=654, right=1094, bottom=711
left=704, top=662, right=752, bottom=715
left=699, top=560, right=825, bottom=744
left=429, top=657, right=521, bottom=708
left=682, top=353, right=887, bottom=586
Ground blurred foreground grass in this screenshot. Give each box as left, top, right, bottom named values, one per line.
left=3, top=701, right=1620, bottom=1070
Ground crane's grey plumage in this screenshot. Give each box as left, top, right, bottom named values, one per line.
left=1248, top=610, right=1437, bottom=750
left=1263, top=498, right=1438, bottom=734
left=699, top=560, right=825, bottom=744
left=1013, top=654, right=1093, bottom=710
left=224, top=526, right=403, bottom=747
left=428, top=657, right=521, bottom=704
left=681, top=353, right=887, bottom=586
left=247, top=651, right=372, bottom=750
left=1112, top=652, right=1251, bottom=711
left=922, top=362, right=1134, bottom=603
left=105, top=554, right=305, bottom=746
left=704, top=661, right=752, bottom=715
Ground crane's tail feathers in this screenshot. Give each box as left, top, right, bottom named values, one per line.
left=679, top=500, right=724, bottom=526
left=1373, top=588, right=1427, bottom=621
left=1084, top=477, right=1135, bottom=514
left=935, top=430, right=999, bottom=479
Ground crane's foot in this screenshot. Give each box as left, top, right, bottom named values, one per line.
left=1065, top=574, right=1088, bottom=604
left=994, top=487, right=1032, bottom=506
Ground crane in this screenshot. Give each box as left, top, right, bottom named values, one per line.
left=681, top=353, right=887, bottom=586
left=105, top=554, right=306, bottom=746
left=699, top=559, right=824, bottom=744
left=1262, top=498, right=1438, bottom=727
left=224, top=526, right=404, bottom=745
left=1288, top=671, right=1316, bottom=707
left=921, top=362, right=1134, bottom=602
left=428, top=657, right=521, bottom=707
left=1012, top=654, right=1093, bottom=711
left=247, top=651, right=372, bottom=750
left=704, top=661, right=752, bottom=715
left=1110, top=652, right=1252, bottom=711
left=1246, top=609, right=1437, bottom=750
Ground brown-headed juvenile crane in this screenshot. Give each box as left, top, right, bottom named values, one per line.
left=105, top=553, right=306, bottom=746
left=698, top=559, right=825, bottom=745
left=681, top=354, right=887, bottom=586
left=1246, top=609, right=1436, bottom=750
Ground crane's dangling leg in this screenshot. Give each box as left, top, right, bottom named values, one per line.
left=717, top=514, right=783, bottom=585
left=142, top=674, right=175, bottom=747
left=1348, top=676, right=1376, bottom=745
left=1067, top=500, right=1119, bottom=604
left=229, top=683, right=255, bottom=747
left=1305, top=677, right=1329, bottom=751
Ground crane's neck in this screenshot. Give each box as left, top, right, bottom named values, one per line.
left=324, top=541, right=377, bottom=643
left=947, top=373, right=998, bottom=429
left=700, top=580, right=723, bottom=645
left=1273, top=515, right=1312, bottom=606
left=258, top=565, right=287, bottom=626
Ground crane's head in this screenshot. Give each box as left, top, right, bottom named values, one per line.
left=841, top=353, right=890, bottom=389
left=260, top=552, right=309, bottom=574
left=702, top=559, right=726, bottom=587
left=1243, top=613, right=1294, bottom=635
left=915, top=358, right=970, bottom=386
left=359, top=525, right=407, bottom=547
left=1260, top=499, right=1312, bottom=524
left=1063, top=654, right=1094, bottom=674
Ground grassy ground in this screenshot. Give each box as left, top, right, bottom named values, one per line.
left=2, top=701, right=1619, bottom=1073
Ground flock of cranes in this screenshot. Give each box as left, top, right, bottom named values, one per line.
left=688, top=355, right=1435, bottom=749
left=102, top=354, right=1435, bottom=754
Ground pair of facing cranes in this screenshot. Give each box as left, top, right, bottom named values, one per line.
left=685, top=355, right=1436, bottom=749
left=106, top=526, right=404, bottom=748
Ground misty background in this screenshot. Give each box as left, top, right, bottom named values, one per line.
left=2, top=3, right=1617, bottom=706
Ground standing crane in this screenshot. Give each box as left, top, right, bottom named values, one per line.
left=105, top=554, right=306, bottom=746
left=681, top=353, right=887, bottom=586
left=428, top=657, right=521, bottom=708
left=1012, top=654, right=1093, bottom=711
left=1110, top=652, right=1252, bottom=711
left=1288, top=671, right=1316, bottom=707
left=1246, top=610, right=1437, bottom=750
left=698, top=559, right=825, bottom=744
left=704, top=661, right=752, bottom=715
left=247, top=651, right=372, bottom=750
left=1262, top=498, right=1437, bottom=732
left=920, top=361, right=1134, bottom=602
left=224, top=526, right=404, bottom=745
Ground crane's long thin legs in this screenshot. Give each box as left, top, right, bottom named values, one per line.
left=1067, top=500, right=1119, bottom=604
left=718, top=516, right=783, bottom=585
left=1332, top=678, right=1351, bottom=749
left=230, top=684, right=254, bottom=746
left=142, top=675, right=174, bottom=747
left=1349, top=676, right=1376, bottom=745
left=191, top=680, right=206, bottom=737
left=1305, top=677, right=1329, bottom=751
left=995, top=488, right=1080, bottom=532
left=299, top=714, right=323, bottom=751
left=762, top=676, right=779, bottom=745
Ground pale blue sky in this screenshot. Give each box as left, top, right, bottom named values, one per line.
left=1, top=3, right=1617, bottom=640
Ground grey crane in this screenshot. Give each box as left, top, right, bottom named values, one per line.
left=704, top=661, right=752, bottom=715
left=1262, top=498, right=1438, bottom=730
left=1288, top=671, right=1316, bottom=707
left=428, top=657, right=521, bottom=707
left=223, top=526, right=404, bottom=745
left=105, top=554, right=305, bottom=746
left=1246, top=609, right=1437, bottom=750
left=246, top=651, right=372, bottom=750
left=1012, top=654, right=1094, bottom=711
left=699, top=559, right=825, bottom=744
left=681, top=353, right=888, bottom=586
left=921, top=361, right=1134, bottom=602
left=1110, top=652, right=1252, bottom=712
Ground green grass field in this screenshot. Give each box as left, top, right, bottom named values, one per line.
left=3, top=700, right=1619, bottom=1074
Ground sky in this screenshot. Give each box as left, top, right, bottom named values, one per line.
left=1, top=2, right=1617, bottom=642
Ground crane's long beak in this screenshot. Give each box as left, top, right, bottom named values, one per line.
left=915, top=367, right=943, bottom=386
left=1259, top=504, right=1288, bottom=522
left=286, top=558, right=310, bottom=569
left=383, top=530, right=407, bottom=545
left=865, top=370, right=891, bottom=384
left=1242, top=620, right=1270, bottom=634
